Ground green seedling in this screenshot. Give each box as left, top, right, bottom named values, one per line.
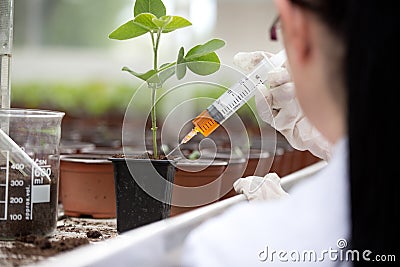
left=109, top=0, right=225, bottom=158
left=188, top=150, right=201, bottom=160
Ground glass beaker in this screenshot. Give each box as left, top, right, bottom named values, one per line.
left=0, top=108, right=64, bottom=240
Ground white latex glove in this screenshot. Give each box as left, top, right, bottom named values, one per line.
left=233, top=173, right=289, bottom=201
left=233, top=51, right=332, bottom=161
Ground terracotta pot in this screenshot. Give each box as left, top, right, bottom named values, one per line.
left=60, top=140, right=96, bottom=154
left=110, top=158, right=175, bottom=233
left=59, top=154, right=116, bottom=218
left=58, top=141, right=96, bottom=204
left=81, top=146, right=147, bottom=158
left=200, top=149, right=247, bottom=200
left=201, top=148, right=274, bottom=175
left=250, top=135, right=290, bottom=176
left=240, top=149, right=274, bottom=177
left=170, top=159, right=227, bottom=216
left=274, top=148, right=321, bottom=177
left=218, top=158, right=247, bottom=200
left=201, top=148, right=274, bottom=199
left=81, top=146, right=123, bottom=155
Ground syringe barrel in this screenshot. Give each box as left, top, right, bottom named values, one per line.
left=190, top=57, right=273, bottom=138
left=191, top=50, right=286, bottom=139
left=204, top=56, right=277, bottom=123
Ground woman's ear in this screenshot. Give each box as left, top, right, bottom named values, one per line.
left=274, top=0, right=312, bottom=65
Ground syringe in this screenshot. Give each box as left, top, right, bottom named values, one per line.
left=177, top=49, right=287, bottom=148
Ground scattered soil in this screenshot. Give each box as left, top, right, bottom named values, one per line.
left=110, top=153, right=125, bottom=158
left=86, top=230, right=102, bottom=239
left=111, top=152, right=168, bottom=160
left=0, top=210, right=118, bottom=267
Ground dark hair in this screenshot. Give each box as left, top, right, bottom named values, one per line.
left=290, top=0, right=398, bottom=264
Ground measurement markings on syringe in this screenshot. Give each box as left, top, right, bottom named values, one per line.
left=215, top=78, right=256, bottom=118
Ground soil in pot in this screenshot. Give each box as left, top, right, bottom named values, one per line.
left=109, top=156, right=175, bottom=233
left=170, top=159, right=227, bottom=216
left=59, top=154, right=116, bottom=219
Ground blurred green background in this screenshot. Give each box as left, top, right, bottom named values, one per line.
left=10, top=0, right=281, bottom=147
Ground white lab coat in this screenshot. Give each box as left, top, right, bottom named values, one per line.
left=182, top=138, right=350, bottom=266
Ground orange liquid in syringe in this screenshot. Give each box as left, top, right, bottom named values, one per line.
left=192, top=109, right=221, bottom=137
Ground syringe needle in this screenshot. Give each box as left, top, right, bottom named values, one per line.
left=181, top=128, right=198, bottom=144
left=166, top=128, right=199, bottom=158
left=166, top=144, right=181, bottom=158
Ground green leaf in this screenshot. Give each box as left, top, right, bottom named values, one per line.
left=123, top=66, right=174, bottom=86
left=185, top=39, right=225, bottom=61
left=133, top=13, right=158, bottom=31
left=187, top=52, right=221, bottom=76
left=134, top=0, right=166, bottom=18
left=109, top=20, right=148, bottom=40
left=160, top=62, right=172, bottom=69
left=158, top=62, right=176, bottom=84
left=162, top=16, right=192, bottom=33
left=176, top=47, right=187, bottom=80
left=152, top=15, right=173, bottom=28
left=122, top=67, right=157, bottom=82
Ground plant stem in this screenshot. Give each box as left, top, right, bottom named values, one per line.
left=150, top=85, right=157, bottom=158
left=149, top=30, right=162, bottom=158
left=154, top=30, right=162, bottom=68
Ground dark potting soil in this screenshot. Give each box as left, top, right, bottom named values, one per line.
left=0, top=168, right=58, bottom=240
left=0, top=216, right=118, bottom=266
left=86, top=230, right=102, bottom=239
left=0, top=235, right=89, bottom=267
left=16, top=234, right=89, bottom=253
left=111, top=152, right=168, bottom=160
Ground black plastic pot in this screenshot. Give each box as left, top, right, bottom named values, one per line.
left=109, top=158, right=175, bottom=233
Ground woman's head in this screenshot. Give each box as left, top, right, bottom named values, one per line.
left=275, top=0, right=398, bottom=261
left=274, top=0, right=348, bottom=143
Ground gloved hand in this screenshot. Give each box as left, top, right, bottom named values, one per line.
left=233, top=51, right=332, bottom=161
left=233, top=173, right=289, bottom=201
